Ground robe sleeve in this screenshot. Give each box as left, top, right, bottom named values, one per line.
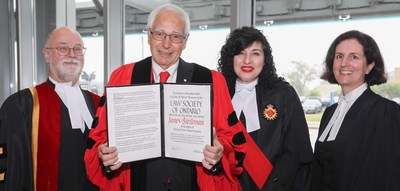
left=355, top=99, right=400, bottom=190
left=195, top=71, right=246, bottom=191
left=342, top=97, right=400, bottom=190
left=0, top=90, right=35, bottom=190
left=266, top=85, right=313, bottom=190
left=85, top=64, right=135, bottom=191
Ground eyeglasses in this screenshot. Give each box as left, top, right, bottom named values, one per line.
left=148, top=29, right=187, bottom=44
left=46, top=46, right=87, bottom=56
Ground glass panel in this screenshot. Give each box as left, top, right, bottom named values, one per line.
left=256, top=17, right=400, bottom=102
left=76, top=0, right=104, bottom=95
left=76, top=0, right=400, bottom=107
left=182, top=28, right=230, bottom=70
left=255, top=0, right=400, bottom=146
left=81, top=35, right=104, bottom=95
left=125, top=33, right=149, bottom=64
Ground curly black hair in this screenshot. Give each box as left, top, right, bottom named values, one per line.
left=217, top=26, right=284, bottom=92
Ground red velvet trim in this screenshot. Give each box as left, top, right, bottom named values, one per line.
left=35, top=83, right=61, bottom=191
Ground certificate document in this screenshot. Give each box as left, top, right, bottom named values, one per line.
left=106, top=83, right=212, bottom=163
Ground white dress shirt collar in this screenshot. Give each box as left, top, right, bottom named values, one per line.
left=232, top=79, right=260, bottom=133
left=235, top=79, right=258, bottom=93
left=342, top=83, right=368, bottom=103
left=152, top=59, right=179, bottom=83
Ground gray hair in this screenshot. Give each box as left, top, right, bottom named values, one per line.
left=146, top=3, right=190, bottom=35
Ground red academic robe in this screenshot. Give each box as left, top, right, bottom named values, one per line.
left=85, top=60, right=272, bottom=191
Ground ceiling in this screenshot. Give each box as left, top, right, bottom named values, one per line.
left=75, top=0, right=400, bottom=36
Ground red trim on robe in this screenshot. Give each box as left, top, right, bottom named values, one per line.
left=33, top=82, right=100, bottom=191
left=243, top=131, right=272, bottom=189
left=35, top=82, right=61, bottom=191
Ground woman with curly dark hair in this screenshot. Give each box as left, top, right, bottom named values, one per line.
left=312, top=30, right=400, bottom=191
left=218, top=26, right=313, bottom=191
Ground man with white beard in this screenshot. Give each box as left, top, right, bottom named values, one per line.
left=0, top=26, right=100, bottom=191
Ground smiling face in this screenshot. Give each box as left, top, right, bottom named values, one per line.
left=43, top=27, right=85, bottom=85
left=333, top=38, right=375, bottom=95
left=147, top=10, right=188, bottom=70
left=233, top=41, right=265, bottom=84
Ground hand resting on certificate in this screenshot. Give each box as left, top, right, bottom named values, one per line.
left=98, top=128, right=223, bottom=172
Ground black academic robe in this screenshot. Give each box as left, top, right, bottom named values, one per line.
left=312, top=88, right=400, bottom=191
left=235, top=81, right=313, bottom=191
left=0, top=80, right=100, bottom=191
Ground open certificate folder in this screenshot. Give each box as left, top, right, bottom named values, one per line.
left=106, top=83, right=213, bottom=163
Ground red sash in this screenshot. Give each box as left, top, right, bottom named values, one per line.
left=243, top=130, right=273, bottom=189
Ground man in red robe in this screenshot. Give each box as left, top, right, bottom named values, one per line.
left=85, top=3, right=271, bottom=191
left=0, top=27, right=100, bottom=191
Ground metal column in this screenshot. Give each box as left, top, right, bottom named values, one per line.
left=104, top=0, right=125, bottom=83
left=230, top=0, right=256, bottom=31
left=17, top=0, right=37, bottom=89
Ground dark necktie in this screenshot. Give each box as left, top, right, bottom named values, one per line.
left=159, top=71, right=170, bottom=83
left=240, top=110, right=246, bottom=129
